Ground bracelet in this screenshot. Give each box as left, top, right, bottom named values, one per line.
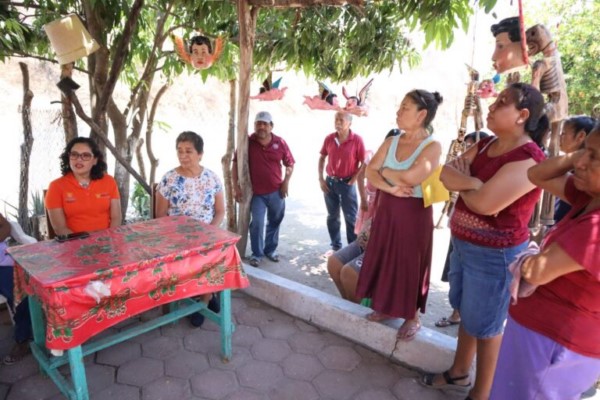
left=379, top=166, right=387, bottom=175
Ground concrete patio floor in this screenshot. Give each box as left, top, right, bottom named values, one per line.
left=0, top=290, right=468, bottom=400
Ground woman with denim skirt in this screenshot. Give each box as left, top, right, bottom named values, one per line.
left=421, top=83, right=548, bottom=400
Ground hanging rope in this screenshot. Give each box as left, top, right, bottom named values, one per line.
left=518, top=0, right=529, bottom=65
left=470, top=1, right=479, bottom=68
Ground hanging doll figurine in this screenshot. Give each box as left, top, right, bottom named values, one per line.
left=526, top=24, right=568, bottom=125
left=303, top=81, right=340, bottom=110
left=341, top=78, right=373, bottom=117
left=477, top=74, right=500, bottom=99
left=172, top=34, right=224, bottom=70
left=250, top=77, right=288, bottom=101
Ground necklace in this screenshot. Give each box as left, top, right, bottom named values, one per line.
left=79, top=180, right=90, bottom=188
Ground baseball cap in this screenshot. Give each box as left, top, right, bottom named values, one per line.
left=255, top=111, right=273, bottom=124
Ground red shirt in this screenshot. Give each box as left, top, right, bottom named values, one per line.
left=45, top=173, right=120, bottom=233
left=247, top=133, right=295, bottom=195
left=320, top=130, right=366, bottom=178
left=450, top=137, right=545, bottom=248
left=510, top=177, right=600, bottom=357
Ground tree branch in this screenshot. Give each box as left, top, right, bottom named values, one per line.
left=4, top=1, right=43, bottom=8
left=18, top=62, right=34, bottom=233
left=247, top=0, right=364, bottom=7
left=96, top=0, right=145, bottom=117
left=145, top=83, right=169, bottom=185
left=11, top=52, right=89, bottom=74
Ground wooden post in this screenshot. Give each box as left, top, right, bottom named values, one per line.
left=222, top=79, right=238, bottom=232
left=235, top=1, right=258, bottom=256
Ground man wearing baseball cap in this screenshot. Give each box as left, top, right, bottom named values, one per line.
left=232, top=111, right=295, bottom=267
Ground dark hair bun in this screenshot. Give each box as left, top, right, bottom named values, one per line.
left=433, top=92, right=443, bottom=105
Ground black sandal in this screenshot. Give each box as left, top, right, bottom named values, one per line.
left=420, top=370, right=471, bottom=393
left=2, top=342, right=30, bottom=366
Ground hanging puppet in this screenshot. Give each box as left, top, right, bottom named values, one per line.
left=341, top=78, right=374, bottom=117
left=250, top=77, right=287, bottom=101
left=303, top=82, right=340, bottom=110
left=477, top=74, right=500, bottom=99
left=172, top=34, right=224, bottom=70
left=490, top=17, right=528, bottom=84
left=526, top=24, right=568, bottom=125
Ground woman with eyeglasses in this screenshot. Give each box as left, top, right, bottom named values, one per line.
left=46, top=137, right=121, bottom=235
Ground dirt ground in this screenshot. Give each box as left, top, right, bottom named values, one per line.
left=242, top=196, right=460, bottom=339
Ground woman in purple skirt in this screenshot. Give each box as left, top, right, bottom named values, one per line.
left=490, top=122, right=600, bottom=400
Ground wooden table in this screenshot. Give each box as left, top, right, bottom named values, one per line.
left=8, top=216, right=249, bottom=400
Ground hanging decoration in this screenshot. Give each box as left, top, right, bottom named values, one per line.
left=303, top=82, right=340, bottom=110
left=250, top=77, right=288, bottom=101
left=341, top=78, right=373, bottom=117
left=172, top=34, right=224, bottom=70
left=525, top=24, right=568, bottom=124
left=43, top=14, right=100, bottom=65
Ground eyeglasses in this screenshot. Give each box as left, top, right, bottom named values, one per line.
left=69, top=151, right=94, bottom=161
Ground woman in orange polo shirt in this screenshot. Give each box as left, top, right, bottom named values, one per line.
left=46, top=137, right=121, bottom=234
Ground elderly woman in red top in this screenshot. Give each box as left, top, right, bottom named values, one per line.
left=422, top=83, right=548, bottom=400
left=490, top=123, right=600, bottom=399
left=46, top=137, right=121, bottom=234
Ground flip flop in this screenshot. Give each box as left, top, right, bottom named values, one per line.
left=366, top=311, right=392, bottom=322
left=396, top=320, right=421, bottom=341
left=435, top=317, right=461, bottom=328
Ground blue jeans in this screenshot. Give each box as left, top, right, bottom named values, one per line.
left=324, top=177, right=358, bottom=249
left=0, top=266, right=32, bottom=343
left=249, top=191, right=285, bottom=259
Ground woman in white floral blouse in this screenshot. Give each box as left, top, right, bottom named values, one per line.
left=156, top=131, right=225, bottom=225
left=156, top=131, right=224, bottom=327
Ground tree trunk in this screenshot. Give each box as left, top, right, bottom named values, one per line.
left=222, top=79, right=237, bottom=232
left=108, top=98, right=131, bottom=218
left=146, top=84, right=169, bottom=185
left=235, top=1, right=258, bottom=256
left=82, top=0, right=110, bottom=152
left=60, top=63, right=78, bottom=143
left=135, top=138, right=146, bottom=182
left=18, top=62, right=34, bottom=234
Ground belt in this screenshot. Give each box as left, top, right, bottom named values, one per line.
left=327, top=175, right=352, bottom=183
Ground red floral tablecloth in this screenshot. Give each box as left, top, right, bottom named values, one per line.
left=8, top=216, right=249, bottom=350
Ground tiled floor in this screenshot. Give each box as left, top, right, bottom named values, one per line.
left=0, top=292, right=464, bottom=400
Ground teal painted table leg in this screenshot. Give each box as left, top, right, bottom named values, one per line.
left=220, top=289, right=232, bottom=361
left=68, top=346, right=89, bottom=400
left=28, top=297, right=46, bottom=375
left=28, top=297, right=45, bottom=349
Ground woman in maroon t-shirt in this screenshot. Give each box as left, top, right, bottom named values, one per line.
left=421, top=83, right=548, bottom=400
left=490, top=124, right=600, bottom=399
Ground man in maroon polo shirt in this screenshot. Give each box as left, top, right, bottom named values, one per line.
left=232, top=111, right=295, bottom=267
left=318, top=111, right=366, bottom=251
